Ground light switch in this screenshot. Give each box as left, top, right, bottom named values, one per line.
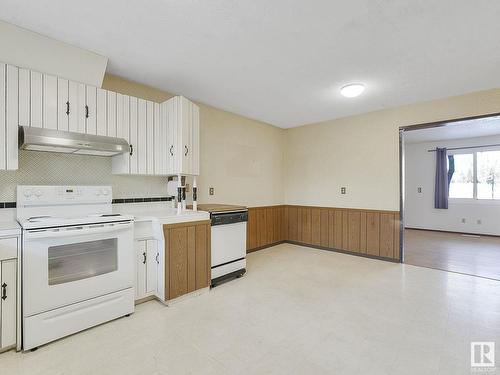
left=341, top=187, right=346, bottom=195
left=209, top=187, right=215, bottom=196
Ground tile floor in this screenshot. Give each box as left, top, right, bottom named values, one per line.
left=405, top=229, right=500, bottom=280
left=1, top=243, right=500, bottom=374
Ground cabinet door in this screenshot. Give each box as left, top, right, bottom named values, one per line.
left=135, top=240, right=146, bottom=300
left=69, top=81, right=86, bottom=133
left=30, top=71, right=43, bottom=128
left=146, top=240, right=158, bottom=294
left=191, top=102, right=200, bottom=175
left=153, top=103, right=162, bottom=175
left=96, top=88, right=107, bottom=136
left=129, top=97, right=138, bottom=174
left=6, top=65, right=18, bottom=170
left=146, top=101, right=154, bottom=175
left=180, top=97, right=191, bottom=174
left=107, top=91, right=116, bottom=137
left=85, top=86, right=97, bottom=135
left=165, top=99, right=177, bottom=174
left=57, top=78, right=69, bottom=131
left=18, top=68, right=30, bottom=127
left=0, top=63, right=5, bottom=170
left=0, top=259, right=17, bottom=349
left=112, top=94, right=131, bottom=174
left=43, top=74, right=58, bottom=130
left=168, top=227, right=188, bottom=299
left=137, top=99, right=147, bottom=174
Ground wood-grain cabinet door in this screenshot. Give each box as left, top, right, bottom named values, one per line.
left=165, top=222, right=210, bottom=301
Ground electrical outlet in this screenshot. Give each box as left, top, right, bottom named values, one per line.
left=341, top=187, right=347, bottom=195
left=209, top=187, right=215, bottom=196
left=417, top=187, right=422, bottom=193
left=461, top=218, right=466, bottom=224
left=477, top=219, right=482, bottom=225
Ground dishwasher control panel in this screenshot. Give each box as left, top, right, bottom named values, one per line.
left=211, top=211, right=248, bottom=226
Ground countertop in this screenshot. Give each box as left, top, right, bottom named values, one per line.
left=0, top=209, right=21, bottom=236
left=113, top=202, right=210, bottom=224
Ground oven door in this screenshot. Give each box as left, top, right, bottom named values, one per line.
left=23, top=221, right=134, bottom=317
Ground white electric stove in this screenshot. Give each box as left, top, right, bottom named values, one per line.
left=17, top=185, right=135, bottom=351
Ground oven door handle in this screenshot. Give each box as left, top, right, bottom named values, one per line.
left=24, top=221, right=134, bottom=240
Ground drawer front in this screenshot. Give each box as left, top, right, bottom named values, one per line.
left=0, top=238, right=17, bottom=260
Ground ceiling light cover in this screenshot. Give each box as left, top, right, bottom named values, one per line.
left=340, top=83, right=365, bottom=98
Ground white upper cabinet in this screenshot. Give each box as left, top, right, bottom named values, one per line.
left=163, top=96, right=200, bottom=176
left=1, top=61, right=200, bottom=175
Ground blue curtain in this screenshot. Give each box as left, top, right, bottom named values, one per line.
left=435, top=148, right=449, bottom=209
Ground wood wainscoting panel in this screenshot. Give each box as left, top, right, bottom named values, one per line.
left=246, top=205, right=400, bottom=261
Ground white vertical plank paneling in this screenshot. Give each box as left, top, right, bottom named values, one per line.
left=75, top=83, right=86, bottom=133
left=137, top=99, right=147, bottom=174
left=43, top=74, right=58, bottom=129
left=96, top=88, right=107, bottom=136
left=107, top=91, right=116, bottom=137
left=0, top=259, right=17, bottom=348
left=0, top=63, right=6, bottom=169
left=146, top=101, right=154, bottom=175
left=146, top=240, right=158, bottom=294
left=154, top=102, right=162, bottom=175
left=30, top=71, right=43, bottom=128
left=68, top=80, right=80, bottom=132
left=129, top=96, right=138, bottom=174
left=85, top=85, right=97, bottom=134
left=112, top=93, right=131, bottom=174
left=57, top=78, right=69, bottom=131
left=6, top=65, right=18, bottom=170
left=18, top=68, right=30, bottom=127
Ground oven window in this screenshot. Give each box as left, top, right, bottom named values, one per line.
left=48, top=238, right=118, bottom=285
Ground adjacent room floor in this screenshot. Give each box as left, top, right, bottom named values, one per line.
left=2, top=243, right=500, bottom=375
left=404, top=228, right=500, bottom=280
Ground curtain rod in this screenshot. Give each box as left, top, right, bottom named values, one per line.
left=427, top=143, right=500, bottom=152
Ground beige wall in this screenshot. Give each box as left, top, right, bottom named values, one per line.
left=103, top=74, right=286, bottom=207
left=284, top=89, right=500, bottom=211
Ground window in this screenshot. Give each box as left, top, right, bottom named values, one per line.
left=448, top=149, right=500, bottom=200
left=477, top=150, right=500, bottom=199
left=448, top=153, right=474, bottom=199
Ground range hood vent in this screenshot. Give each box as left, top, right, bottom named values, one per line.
left=18, top=126, right=130, bottom=156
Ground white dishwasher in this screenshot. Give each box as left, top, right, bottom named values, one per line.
left=198, top=205, right=247, bottom=286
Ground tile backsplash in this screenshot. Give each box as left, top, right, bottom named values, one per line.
left=0, top=151, right=169, bottom=201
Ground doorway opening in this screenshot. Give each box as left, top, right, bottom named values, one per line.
left=400, top=113, right=500, bottom=281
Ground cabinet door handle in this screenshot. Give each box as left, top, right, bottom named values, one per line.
left=169, top=145, right=174, bottom=156
left=184, top=145, right=189, bottom=156
left=1, top=283, right=6, bottom=301
left=142, top=252, right=147, bottom=264
left=66, top=101, right=70, bottom=115
left=129, top=144, right=134, bottom=156
left=156, top=253, right=159, bottom=264
left=85, top=105, right=89, bottom=119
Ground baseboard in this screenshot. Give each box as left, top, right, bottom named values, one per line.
left=247, top=240, right=401, bottom=263
left=405, top=227, right=500, bottom=238
left=247, top=241, right=286, bottom=253
left=285, top=241, right=401, bottom=263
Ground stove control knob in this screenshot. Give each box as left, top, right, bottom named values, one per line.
left=95, top=190, right=101, bottom=196
left=102, top=189, right=109, bottom=196
left=23, top=189, right=33, bottom=198
left=35, top=189, right=43, bottom=198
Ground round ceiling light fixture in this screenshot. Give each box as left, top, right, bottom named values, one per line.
left=340, top=83, right=365, bottom=98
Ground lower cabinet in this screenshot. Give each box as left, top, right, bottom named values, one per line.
left=0, top=255, right=17, bottom=351
left=134, top=239, right=160, bottom=300
left=163, top=220, right=211, bottom=301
